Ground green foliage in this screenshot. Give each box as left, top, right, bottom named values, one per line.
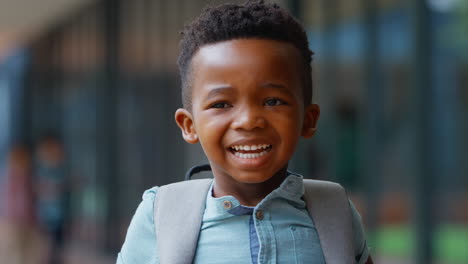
left=443, top=0, right=468, bottom=60
left=370, top=225, right=468, bottom=263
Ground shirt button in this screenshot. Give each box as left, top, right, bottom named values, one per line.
left=255, top=210, right=264, bottom=220
left=223, top=200, right=232, bottom=209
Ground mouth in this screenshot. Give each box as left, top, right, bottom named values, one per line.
left=228, top=144, right=273, bottom=159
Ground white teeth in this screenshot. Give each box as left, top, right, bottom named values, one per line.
left=234, top=150, right=269, bottom=159
left=230, top=144, right=272, bottom=159
left=231, top=144, right=271, bottom=151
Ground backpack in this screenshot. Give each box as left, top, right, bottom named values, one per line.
left=153, top=166, right=355, bottom=264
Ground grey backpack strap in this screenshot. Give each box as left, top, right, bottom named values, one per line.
left=154, top=179, right=213, bottom=264
left=303, top=179, right=354, bottom=264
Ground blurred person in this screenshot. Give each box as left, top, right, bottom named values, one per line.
left=34, top=134, right=69, bottom=264
left=0, top=144, right=39, bottom=264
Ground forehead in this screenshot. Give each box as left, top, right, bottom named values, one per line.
left=194, top=38, right=301, bottom=66
left=190, top=38, right=303, bottom=95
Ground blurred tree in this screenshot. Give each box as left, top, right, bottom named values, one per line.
left=445, top=0, right=468, bottom=59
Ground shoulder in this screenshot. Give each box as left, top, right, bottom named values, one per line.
left=142, top=179, right=212, bottom=207
left=135, top=186, right=159, bottom=220
left=156, top=179, right=212, bottom=191
left=119, top=182, right=208, bottom=264
left=152, top=179, right=212, bottom=208
left=142, top=186, right=159, bottom=202
left=302, top=178, right=345, bottom=192
left=117, top=186, right=160, bottom=264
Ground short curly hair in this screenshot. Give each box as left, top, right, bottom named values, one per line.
left=178, top=0, right=313, bottom=109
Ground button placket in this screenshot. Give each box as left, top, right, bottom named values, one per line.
left=254, top=210, right=277, bottom=264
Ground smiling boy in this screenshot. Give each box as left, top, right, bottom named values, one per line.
left=175, top=38, right=319, bottom=206
left=117, top=1, right=371, bottom=263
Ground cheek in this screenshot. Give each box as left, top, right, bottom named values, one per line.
left=274, top=109, right=303, bottom=130
left=195, top=114, right=229, bottom=144
left=273, top=111, right=304, bottom=146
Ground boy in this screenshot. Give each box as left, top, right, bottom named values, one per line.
left=117, top=1, right=372, bottom=263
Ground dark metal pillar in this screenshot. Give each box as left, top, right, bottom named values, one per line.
left=321, top=0, right=339, bottom=181
left=413, top=0, right=435, bottom=263
left=100, top=0, right=120, bottom=253
left=362, top=0, right=381, bottom=245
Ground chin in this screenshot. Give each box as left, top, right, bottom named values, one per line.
left=232, top=173, right=275, bottom=184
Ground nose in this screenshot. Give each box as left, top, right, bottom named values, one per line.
left=231, top=105, right=266, bottom=131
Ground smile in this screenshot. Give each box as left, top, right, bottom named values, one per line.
left=229, top=144, right=272, bottom=159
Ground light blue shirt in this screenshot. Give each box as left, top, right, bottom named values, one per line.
left=117, top=174, right=369, bottom=264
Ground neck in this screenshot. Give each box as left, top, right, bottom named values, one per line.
left=212, top=167, right=288, bottom=207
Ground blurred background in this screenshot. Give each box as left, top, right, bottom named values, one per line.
left=0, top=0, right=466, bottom=263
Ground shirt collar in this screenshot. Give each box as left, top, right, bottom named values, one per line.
left=257, top=171, right=305, bottom=209
left=203, top=172, right=306, bottom=221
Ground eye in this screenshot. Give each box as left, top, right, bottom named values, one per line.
left=264, top=98, right=285, bottom=106
left=210, top=102, right=232, bottom=108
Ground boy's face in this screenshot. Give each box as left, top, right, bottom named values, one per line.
left=176, top=39, right=319, bottom=184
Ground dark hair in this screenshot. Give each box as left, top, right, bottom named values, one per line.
left=178, top=0, right=313, bottom=109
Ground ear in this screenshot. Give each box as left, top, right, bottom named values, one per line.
left=175, top=108, right=199, bottom=144
left=301, top=104, right=320, bottom=138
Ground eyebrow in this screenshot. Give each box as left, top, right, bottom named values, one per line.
left=261, top=82, right=294, bottom=97
left=203, top=82, right=294, bottom=100
left=204, top=85, right=235, bottom=100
